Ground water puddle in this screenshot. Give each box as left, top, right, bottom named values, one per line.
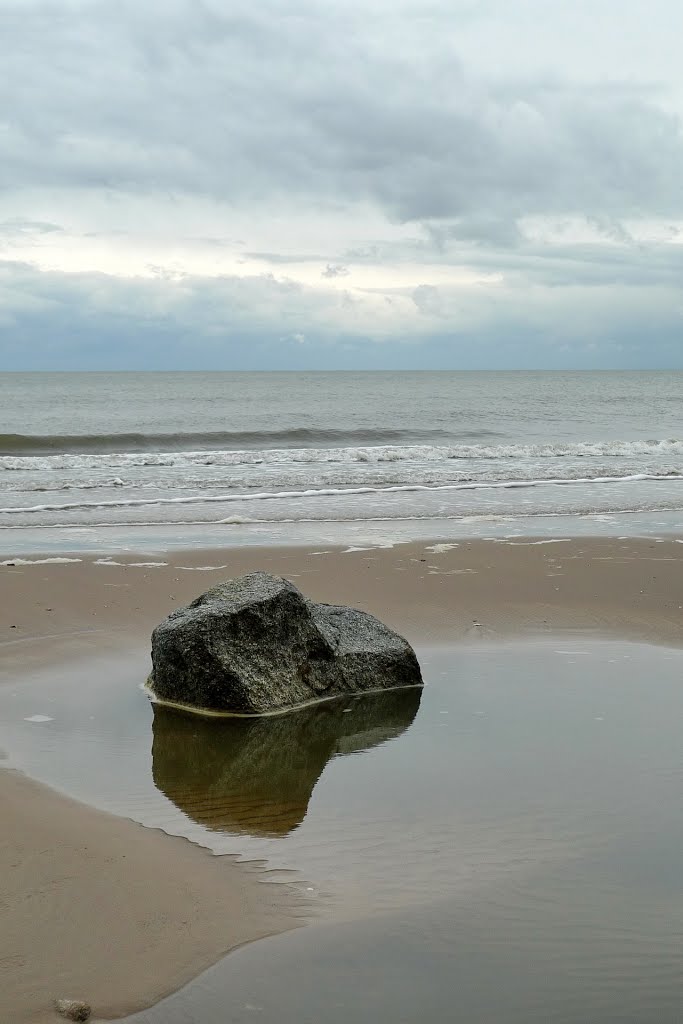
left=3, top=639, right=683, bottom=1021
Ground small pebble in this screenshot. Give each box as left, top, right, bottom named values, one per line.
left=55, top=998, right=91, bottom=1022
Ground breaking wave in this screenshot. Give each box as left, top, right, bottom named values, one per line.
left=0, top=427, right=479, bottom=457
left=2, top=438, right=683, bottom=472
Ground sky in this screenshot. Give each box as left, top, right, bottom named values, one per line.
left=1, top=0, right=683, bottom=370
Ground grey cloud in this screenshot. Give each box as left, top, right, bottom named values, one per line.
left=341, top=246, right=382, bottom=261
left=245, top=252, right=328, bottom=264
left=0, top=219, right=63, bottom=236
left=1, top=257, right=681, bottom=371
left=425, top=217, right=524, bottom=249
left=585, top=216, right=634, bottom=245
left=2, top=0, right=683, bottom=370
left=337, top=224, right=683, bottom=291
left=2, top=1, right=683, bottom=227
left=0, top=258, right=352, bottom=353
left=322, top=264, right=349, bottom=278
left=198, top=236, right=247, bottom=248
left=411, top=284, right=442, bottom=315
left=461, top=241, right=683, bottom=290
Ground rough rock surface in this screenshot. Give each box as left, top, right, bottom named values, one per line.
left=54, top=1000, right=91, bottom=1022
left=148, top=572, right=422, bottom=715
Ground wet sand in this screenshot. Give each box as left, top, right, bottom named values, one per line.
left=1, top=771, right=301, bottom=1024
left=2, top=535, right=683, bottom=1022
left=2, top=536, right=682, bottom=656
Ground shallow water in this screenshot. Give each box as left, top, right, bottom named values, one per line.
left=5, top=506, right=683, bottom=557
left=3, top=639, right=683, bottom=1021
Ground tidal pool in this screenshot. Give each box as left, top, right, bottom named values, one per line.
left=2, top=638, right=683, bottom=1023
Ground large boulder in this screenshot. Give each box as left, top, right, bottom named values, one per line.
left=148, top=571, right=422, bottom=715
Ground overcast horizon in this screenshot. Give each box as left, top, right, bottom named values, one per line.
left=2, top=0, right=683, bottom=371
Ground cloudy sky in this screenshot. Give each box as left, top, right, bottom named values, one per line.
left=1, top=0, right=682, bottom=370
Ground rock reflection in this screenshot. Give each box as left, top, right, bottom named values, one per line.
left=151, top=688, right=422, bottom=837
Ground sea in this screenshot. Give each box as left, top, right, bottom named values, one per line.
left=1, top=370, right=682, bottom=551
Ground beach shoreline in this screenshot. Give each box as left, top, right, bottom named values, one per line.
left=3, top=533, right=683, bottom=1022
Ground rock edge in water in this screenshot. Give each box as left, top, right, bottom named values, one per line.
left=148, top=571, right=423, bottom=716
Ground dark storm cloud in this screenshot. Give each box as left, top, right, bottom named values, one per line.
left=2, top=0, right=683, bottom=227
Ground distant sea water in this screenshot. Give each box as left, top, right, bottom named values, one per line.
left=1, top=371, right=682, bottom=547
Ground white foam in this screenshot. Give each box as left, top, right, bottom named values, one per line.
left=4, top=472, right=682, bottom=516
left=24, top=715, right=54, bottom=723
left=175, top=565, right=229, bottom=571
left=1, top=556, right=82, bottom=565
left=342, top=542, right=396, bottom=553
left=93, top=558, right=167, bottom=567
left=3, top=437, right=683, bottom=473
left=0, top=476, right=130, bottom=492
left=4, top=504, right=683, bottom=536
left=503, top=539, right=572, bottom=546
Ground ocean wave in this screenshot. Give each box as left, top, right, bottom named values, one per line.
left=0, top=426, right=476, bottom=457
left=3, top=473, right=682, bottom=515
left=0, top=477, right=129, bottom=492
left=2, top=438, right=683, bottom=472
left=3, top=463, right=682, bottom=495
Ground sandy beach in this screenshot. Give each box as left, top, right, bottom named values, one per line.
left=3, top=536, right=683, bottom=654
left=2, top=534, right=683, bottom=1022
left=1, top=772, right=301, bottom=1024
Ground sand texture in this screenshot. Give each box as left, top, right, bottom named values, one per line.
left=0, top=770, right=300, bottom=1024
left=2, top=537, right=682, bottom=657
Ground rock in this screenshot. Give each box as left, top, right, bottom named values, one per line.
left=148, top=571, right=422, bottom=715
left=54, top=999, right=91, bottom=1022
